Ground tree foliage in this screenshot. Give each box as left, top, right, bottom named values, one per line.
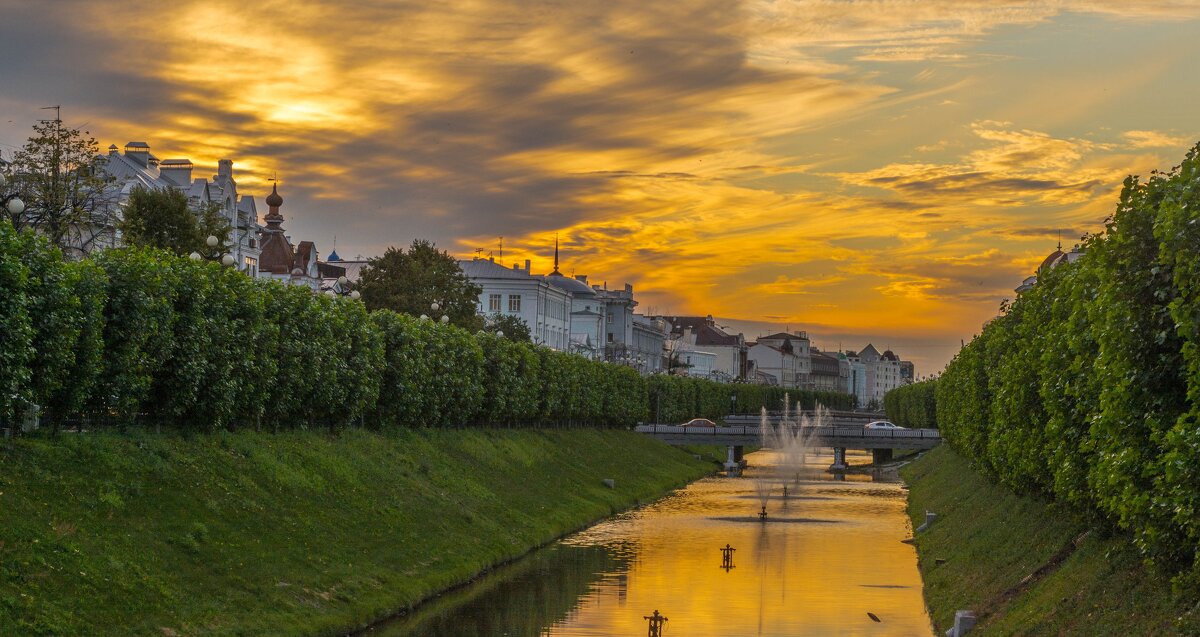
left=4, top=227, right=854, bottom=444
left=485, top=313, right=532, bottom=342
left=936, top=142, right=1200, bottom=588
left=358, top=240, right=483, bottom=329
left=6, top=119, right=115, bottom=256
left=884, top=379, right=937, bottom=429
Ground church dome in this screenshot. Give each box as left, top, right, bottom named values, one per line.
left=546, top=272, right=596, bottom=297
left=1039, top=247, right=1066, bottom=272
left=265, top=183, right=283, bottom=207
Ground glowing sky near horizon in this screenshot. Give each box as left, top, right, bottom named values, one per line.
left=1, top=0, right=1198, bottom=373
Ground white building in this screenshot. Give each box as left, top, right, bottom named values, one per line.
left=459, top=257, right=571, bottom=350
left=101, top=142, right=262, bottom=272
left=851, top=344, right=910, bottom=409
left=747, top=332, right=811, bottom=389
left=631, top=315, right=668, bottom=373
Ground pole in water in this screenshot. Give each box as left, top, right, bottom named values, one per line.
left=759, top=505, right=768, bottom=520
left=720, top=543, right=736, bottom=570
left=644, top=609, right=668, bottom=636
left=782, top=484, right=788, bottom=498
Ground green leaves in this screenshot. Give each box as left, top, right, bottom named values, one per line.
left=884, top=380, right=937, bottom=429
left=938, top=142, right=1200, bottom=583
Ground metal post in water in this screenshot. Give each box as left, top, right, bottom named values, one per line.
left=644, top=609, right=668, bottom=636
left=759, top=505, right=768, bottom=521
left=720, top=543, right=736, bottom=570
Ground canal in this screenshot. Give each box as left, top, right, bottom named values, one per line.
left=363, top=449, right=933, bottom=636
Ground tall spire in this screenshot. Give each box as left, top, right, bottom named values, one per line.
left=551, top=234, right=561, bottom=275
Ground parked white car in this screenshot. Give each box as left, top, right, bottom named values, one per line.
left=864, top=421, right=905, bottom=430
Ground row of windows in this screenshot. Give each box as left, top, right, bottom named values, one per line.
left=487, top=293, right=522, bottom=313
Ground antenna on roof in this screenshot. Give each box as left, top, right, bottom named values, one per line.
left=39, top=105, right=61, bottom=123
left=498, top=236, right=503, bottom=260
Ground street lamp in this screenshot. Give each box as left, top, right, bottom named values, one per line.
left=0, top=172, right=25, bottom=220
left=191, top=234, right=235, bottom=266
left=331, top=275, right=361, bottom=300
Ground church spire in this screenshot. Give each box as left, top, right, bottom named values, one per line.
left=551, top=233, right=561, bottom=276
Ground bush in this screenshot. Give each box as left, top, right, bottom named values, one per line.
left=884, top=379, right=937, bottom=429
left=4, top=236, right=853, bottom=441
left=937, top=143, right=1200, bottom=585
left=0, top=221, right=32, bottom=421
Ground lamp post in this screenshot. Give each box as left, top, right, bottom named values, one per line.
left=430, top=301, right=447, bottom=324
left=0, top=172, right=25, bottom=224
left=189, top=234, right=235, bottom=267
left=328, top=275, right=361, bottom=300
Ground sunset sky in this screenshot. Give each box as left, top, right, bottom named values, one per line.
left=2, top=1, right=1198, bottom=373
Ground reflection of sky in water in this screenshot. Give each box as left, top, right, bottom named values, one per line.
left=368, top=449, right=933, bottom=637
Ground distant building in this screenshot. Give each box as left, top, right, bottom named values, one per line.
left=809, top=348, right=845, bottom=393
left=631, top=315, right=668, bottom=373
left=256, top=184, right=326, bottom=290
left=1015, top=241, right=1084, bottom=294
left=656, top=315, right=748, bottom=380
left=849, top=343, right=912, bottom=408
left=545, top=261, right=606, bottom=359
left=458, top=257, right=571, bottom=350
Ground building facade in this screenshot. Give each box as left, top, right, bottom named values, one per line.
left=459, top=257, right=572, bottom=350
left=656, top=315, right=748, bottom=380
left=101, top=142, right=263, bottom=271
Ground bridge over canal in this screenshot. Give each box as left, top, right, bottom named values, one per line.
left=636, top=412, right=941, bottom=471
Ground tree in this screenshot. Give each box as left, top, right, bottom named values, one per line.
left=119, top=186, right=233, bottom=257
left=485, top=313, right=531, bottom=342
left=6, top=119, right=115, bottom=256
left=358, top=239, right=483, bottom=328
left=119, top=186, right=201, bottom=255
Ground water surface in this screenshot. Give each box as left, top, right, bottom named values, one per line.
left=365, top=449, right=933, bottom=636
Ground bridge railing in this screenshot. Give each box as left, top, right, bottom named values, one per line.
left=633, top=424, right=942, bottom=441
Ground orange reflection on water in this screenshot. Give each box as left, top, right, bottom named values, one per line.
left=550, top=449, right=933, bottom=637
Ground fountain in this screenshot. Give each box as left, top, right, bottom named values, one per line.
left=753, top=396, right=831, bottom=519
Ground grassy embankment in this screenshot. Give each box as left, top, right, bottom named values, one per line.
left=902, top=445, right=1199, bottom=636
left=0, top=428, right=710, bottom=636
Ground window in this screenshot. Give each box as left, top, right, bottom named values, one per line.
left=489, top=294, right=501, bottom=312
left=508, top=294, right=521, bottom=313
left=244, top=256, right=257, bottom=277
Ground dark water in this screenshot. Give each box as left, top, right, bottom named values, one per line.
left=362, top=449, right=933, bottom=636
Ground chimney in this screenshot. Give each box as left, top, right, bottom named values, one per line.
left=123, top=142, right=150, bottom=167
left=575, top=274, right=588, bottom=284
left=217, top=159, right=233, bottom=179
left=512, top=263, right=520, bottom=270
left=160, top=159, right=194, bottom=187
left=524, top=259, right=531, bottom=272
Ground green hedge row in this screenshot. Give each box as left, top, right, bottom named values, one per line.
left=1, top=224, right=852, bottom=432
left=884, top=379, right=937, bottom=428
left=936, top=143, right=1200, bottom=587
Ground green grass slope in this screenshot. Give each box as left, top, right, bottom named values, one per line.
left=0, top=428, right=710, bottom=636
left=902, top=445, right=1199, bottom=636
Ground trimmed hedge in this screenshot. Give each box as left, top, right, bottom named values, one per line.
left=884, top=379, right=937, bottom=429
left=0, top=227, right=857, bottom=433
left=936, top=143, right=1200, bottom=588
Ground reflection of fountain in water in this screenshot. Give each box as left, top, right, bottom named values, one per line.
left=756, top=396, right=831, bottom=518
